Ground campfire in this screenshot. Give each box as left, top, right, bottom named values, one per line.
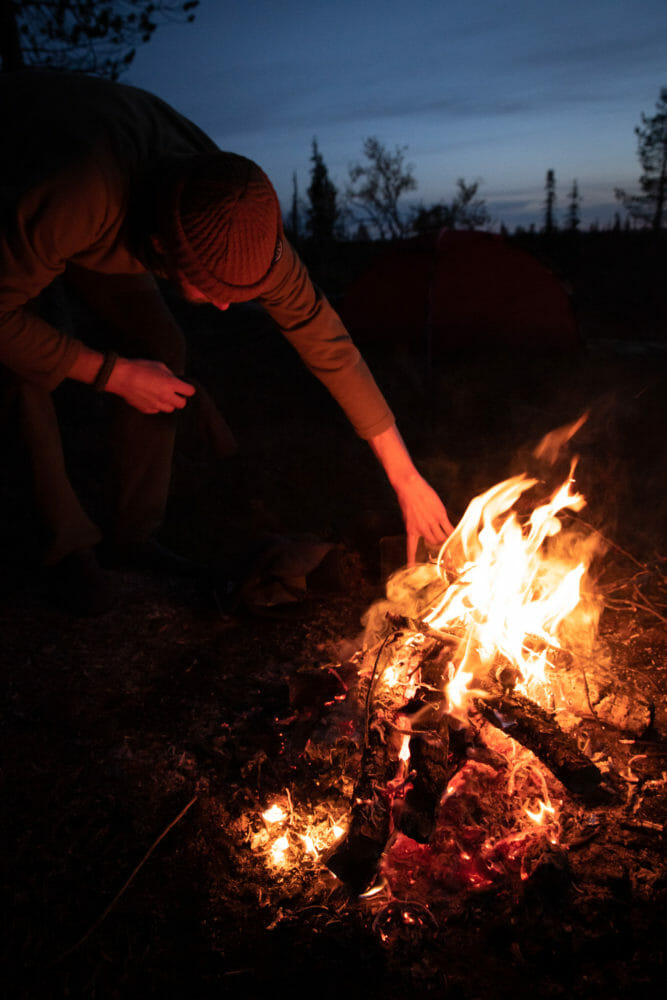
left=247, top=417, right=655, bottom=918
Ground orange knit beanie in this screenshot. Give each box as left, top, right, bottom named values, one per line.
left=159, top=152, right=283, bottom=301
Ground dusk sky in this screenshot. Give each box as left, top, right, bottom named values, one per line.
left=126, top=0, right=667, bottom=231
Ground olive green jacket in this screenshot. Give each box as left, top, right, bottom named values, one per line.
left=0, top=70, right=393, bottom=439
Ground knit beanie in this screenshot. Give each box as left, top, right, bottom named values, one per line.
left=159, top=152, right=283, bottom=302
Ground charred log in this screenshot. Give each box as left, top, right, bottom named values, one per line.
left=325, top=720, right=395, bottom=895
left=397, top=728, right=450, bottom=842
left=477, top=692, right=603, bottom=796
left=395, top=651, right=459, bottom=843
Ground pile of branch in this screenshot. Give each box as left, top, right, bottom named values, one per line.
left=327, top=619, right=606, bottom=894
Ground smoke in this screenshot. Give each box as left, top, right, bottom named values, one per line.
left=361, top=562, right=441, bottom=647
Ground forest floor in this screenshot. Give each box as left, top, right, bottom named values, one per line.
left=1, top=275, right=666, bottom=999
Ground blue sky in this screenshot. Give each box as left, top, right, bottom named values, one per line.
left=126, top=0, right=667, bottom=230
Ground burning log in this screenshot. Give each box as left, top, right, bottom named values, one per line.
left=395, top=650, right=465, bottom=843
left=396, top=727, right=450, bottom=843
left=477, top=692, right=603, bottom=796
left=325, top=629, right=450, bottom=892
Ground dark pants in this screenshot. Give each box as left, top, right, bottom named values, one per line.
left=16, top=269, right=187, bottom=565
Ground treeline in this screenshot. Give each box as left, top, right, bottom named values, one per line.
left=288, top=87, right=667, bottom=248
left=3, top=6, right=664, bottom=243
left=287, top=137, right=494, bottom=246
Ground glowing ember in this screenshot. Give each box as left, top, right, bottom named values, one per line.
left=270, top=835, right=289, bottom=865
left=359, top=879, right=387, bottom=900
left=263, top=804, right=286, bottom=823
left=300, top=834, right=318, bottom=857
left=254, top=793, right=349, bottom=872
left=398, top=734, right=411, bottom=761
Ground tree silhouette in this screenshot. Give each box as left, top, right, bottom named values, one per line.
left=615, top=87, right=667, bottom=231
left=346, top=137, right=416, bottom=239
left=286, top=170, right=302, bottom=244
left=566, top=180, right=581, bottom=232
left=410, top=201, right=449, bottom=235
left=412, top=178, right=490, bottom=234
left=0, top=0, right=199, bottom=79
left=306, top=138, right=339, bottom=246
left=543, top=169, right=557, bottom=234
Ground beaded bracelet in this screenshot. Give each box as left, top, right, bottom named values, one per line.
left=93, top=351, right=119, bottom=392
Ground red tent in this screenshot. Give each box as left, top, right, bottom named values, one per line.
left=340, top=230, right=580, bottom=352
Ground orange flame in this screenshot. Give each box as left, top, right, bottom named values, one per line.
left=524, top=799, right=555, bottom=825
left=425, top=460, right=595, bottom=702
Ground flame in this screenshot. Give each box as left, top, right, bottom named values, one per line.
left=524, top=799, right=555, bottom=825
left=424, top=461, right=596, bottom=701
left=533, top=412, right=588, bottom=465
left=445, top=657, right=475, bottom=712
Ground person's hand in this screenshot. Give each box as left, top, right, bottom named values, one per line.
left=394, top=470, right=454, bottom=564
left=107, top=358, right=196, bottom=413
left=368, top=424, right=454, bottom=565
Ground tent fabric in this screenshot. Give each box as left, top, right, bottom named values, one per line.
left=340, top=229, right=580, bottom=351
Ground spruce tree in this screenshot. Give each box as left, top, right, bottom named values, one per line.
left=566, top=180, right=581, bottom=232
left=306, top=138, right=339, bottom=247
left=615, top=87, right=667, bottom=231
left=544, top=169, right=557, bottom=234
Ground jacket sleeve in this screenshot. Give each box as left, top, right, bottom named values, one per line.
left=0, top=151, right=142, bottom=389
left=258, top=240, right=395, bottom=440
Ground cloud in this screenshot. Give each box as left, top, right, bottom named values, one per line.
left=125, top=0, right=663, bottom=232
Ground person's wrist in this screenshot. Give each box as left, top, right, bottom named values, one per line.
left=103, top=355, right=131, bottom=396
left=93, top=351, right=119, bottom=392
left=389, top=465, right=421, bottom=493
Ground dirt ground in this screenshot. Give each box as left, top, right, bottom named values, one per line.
left=1, top=263, right=666, bottom=999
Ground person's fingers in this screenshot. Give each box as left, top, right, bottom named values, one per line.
left=422, top=528, right=440, bottom=548
left=426, top=518, right=453, bottom=547
left=441, top=512, right=455, bottom=536
left=174, top=378, right=196, bottom=397
left=406, top=531, right=419, bottom=566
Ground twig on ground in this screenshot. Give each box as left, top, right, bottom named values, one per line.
left=604, top=595, right=667, bottom=626
left=601, top=568, right=651, bottom=594
left=568, top=514, right=645, bottom=570
left=57, top=795, right=198, bottom=962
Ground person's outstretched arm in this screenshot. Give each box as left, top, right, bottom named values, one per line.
left=369, top=423, right=454, bottom=564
